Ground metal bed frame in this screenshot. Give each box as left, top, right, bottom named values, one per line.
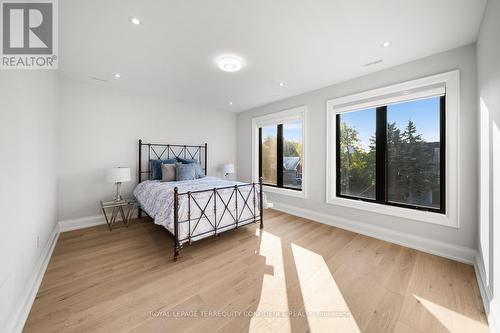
left=138, top=139, right=263, bottom=261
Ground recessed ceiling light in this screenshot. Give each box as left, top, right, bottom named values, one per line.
left=381, top=41, right=392, bottom=48
left=129, top=17, right=141, bottom=25
left=114, top=73, right=121, bottom=78
left=279, top=82, right=285, bottom=87
left=217, top=56, right=243, bottom=72
left=229, top=102, right=233, bottom=105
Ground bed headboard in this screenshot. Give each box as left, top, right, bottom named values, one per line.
left=138, top=139, right=207, bottom=183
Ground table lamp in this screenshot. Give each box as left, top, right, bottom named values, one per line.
left=223, top=163, right=235, bottom=179
left=107, top=167, right=131, bottom=201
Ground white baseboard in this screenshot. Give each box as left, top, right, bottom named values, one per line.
left=59, top=215, right=106, bottom=232
left=272, top=202, right=476, bottom=264
left=7, top=223, right=60, bottom=333
left=475, top=253, right=498, bottom=333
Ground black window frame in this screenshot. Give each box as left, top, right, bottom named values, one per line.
left=259, top=123, right=303, bottom=191
left=335, top=95, right=446, bottom=214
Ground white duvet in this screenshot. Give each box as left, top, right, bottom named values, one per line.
left=133, top=177, right=263, bottom=244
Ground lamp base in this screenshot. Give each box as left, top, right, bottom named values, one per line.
left=114, top=182, right=123, bottom=202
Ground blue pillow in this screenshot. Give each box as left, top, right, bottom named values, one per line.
left=176, top=163, right=196, bottom=181
left=177, top=157, right=197, bottom=164
left=177, top=157, right=205, bottom=178
left=150, top=159, right=176, bottom=180
left=195, top=163, right=206, bottom=178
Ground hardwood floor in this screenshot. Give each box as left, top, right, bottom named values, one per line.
left=25, top=209, right=488, bottom=332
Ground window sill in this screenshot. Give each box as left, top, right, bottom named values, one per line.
left=263, top=185, right=306, bottom=199
left=326, top=196, right=458, bottom=228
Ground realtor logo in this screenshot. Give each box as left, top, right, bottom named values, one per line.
left=1, top=0, right=58, bottom=69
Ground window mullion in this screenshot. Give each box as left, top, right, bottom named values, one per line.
left=277, top=124, right=284, bottom=188
left=375, top=106, right=387, bottom=203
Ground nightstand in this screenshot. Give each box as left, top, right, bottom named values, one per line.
left=100, top=198, right=137, bottom=231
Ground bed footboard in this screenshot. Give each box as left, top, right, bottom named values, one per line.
left=172, top=177, right=264, bottom=261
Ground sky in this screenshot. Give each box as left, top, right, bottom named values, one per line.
left=262, top=120, right=303, bottom=142
left=260, top=97, right=440, bottom=151
left=340, top=96, right=441, bottom=151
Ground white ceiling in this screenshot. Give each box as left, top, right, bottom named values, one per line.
left=60, top=0, right=487, bottom=113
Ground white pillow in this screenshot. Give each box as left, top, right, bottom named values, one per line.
left=161, top=163, right=176, bottom=182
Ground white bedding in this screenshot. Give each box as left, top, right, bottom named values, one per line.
left=133, top=177, right=263, bottom=244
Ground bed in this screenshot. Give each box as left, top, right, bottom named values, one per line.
left=134, top=140, right=264, bottom=261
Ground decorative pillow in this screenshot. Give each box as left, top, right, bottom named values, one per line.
left=177, top=157, right=205, bottom=178
left=150, top=159, right=176, bottom=180
left=195, top=163, right=206, bottom=178
left=176, top=157, right=197, bottom=164
left=161, top=163, right=176, bottom=182
left=176, top=163, right=196, bottom=181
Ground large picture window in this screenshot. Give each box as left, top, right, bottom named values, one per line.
left=327, top=71, right=459, bottom=227
left=259, top=120, right=303, bottom=191
left=336, top=95, right=445, bottom=213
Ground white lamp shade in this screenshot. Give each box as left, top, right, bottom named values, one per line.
left=223, top=163, right=235, bottom=174
left=107, top=167, right=131, bottom=183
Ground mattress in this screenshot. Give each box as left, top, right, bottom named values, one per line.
left=133, top=177, right=263, bottom=244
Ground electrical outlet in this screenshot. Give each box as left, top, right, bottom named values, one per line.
left=36, top=235, right=40, bottom=249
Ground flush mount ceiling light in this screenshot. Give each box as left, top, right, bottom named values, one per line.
left=129, top=17, right=141, bottom=25
left=114, top=73, right=121, bottom=78
left=217, top=56, right=243, bottom=72
left=229, top=102, right=233, bottom=105
left=381, top=41, right=392, bottom=48
left=279, top=82, right=285, bottom=87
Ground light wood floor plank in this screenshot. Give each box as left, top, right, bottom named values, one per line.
left=24, top=209, right=488, bottom=333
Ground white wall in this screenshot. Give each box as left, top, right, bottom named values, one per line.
left=58, top=78, right=237, bottom=222
left=477, top=0, right=500, bottom=328
left=237, top=44, right=478, bottom=258
left=0, top=71, right=59, bottom=331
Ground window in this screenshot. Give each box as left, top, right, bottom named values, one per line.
left=259, top=121, right=303, bottom=190
left=338, top=108, right=376, bottom=199
left=252, top=106, right=306, bottom=197
left=336, top=96, right=445, bottom=213
left=260, top=125, right=278, bottom=185
left=327, top=71, right=459, bottom=227
left=386, top=98, right=443, bottom=210
left=282, top=120, right=303, bottom=189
